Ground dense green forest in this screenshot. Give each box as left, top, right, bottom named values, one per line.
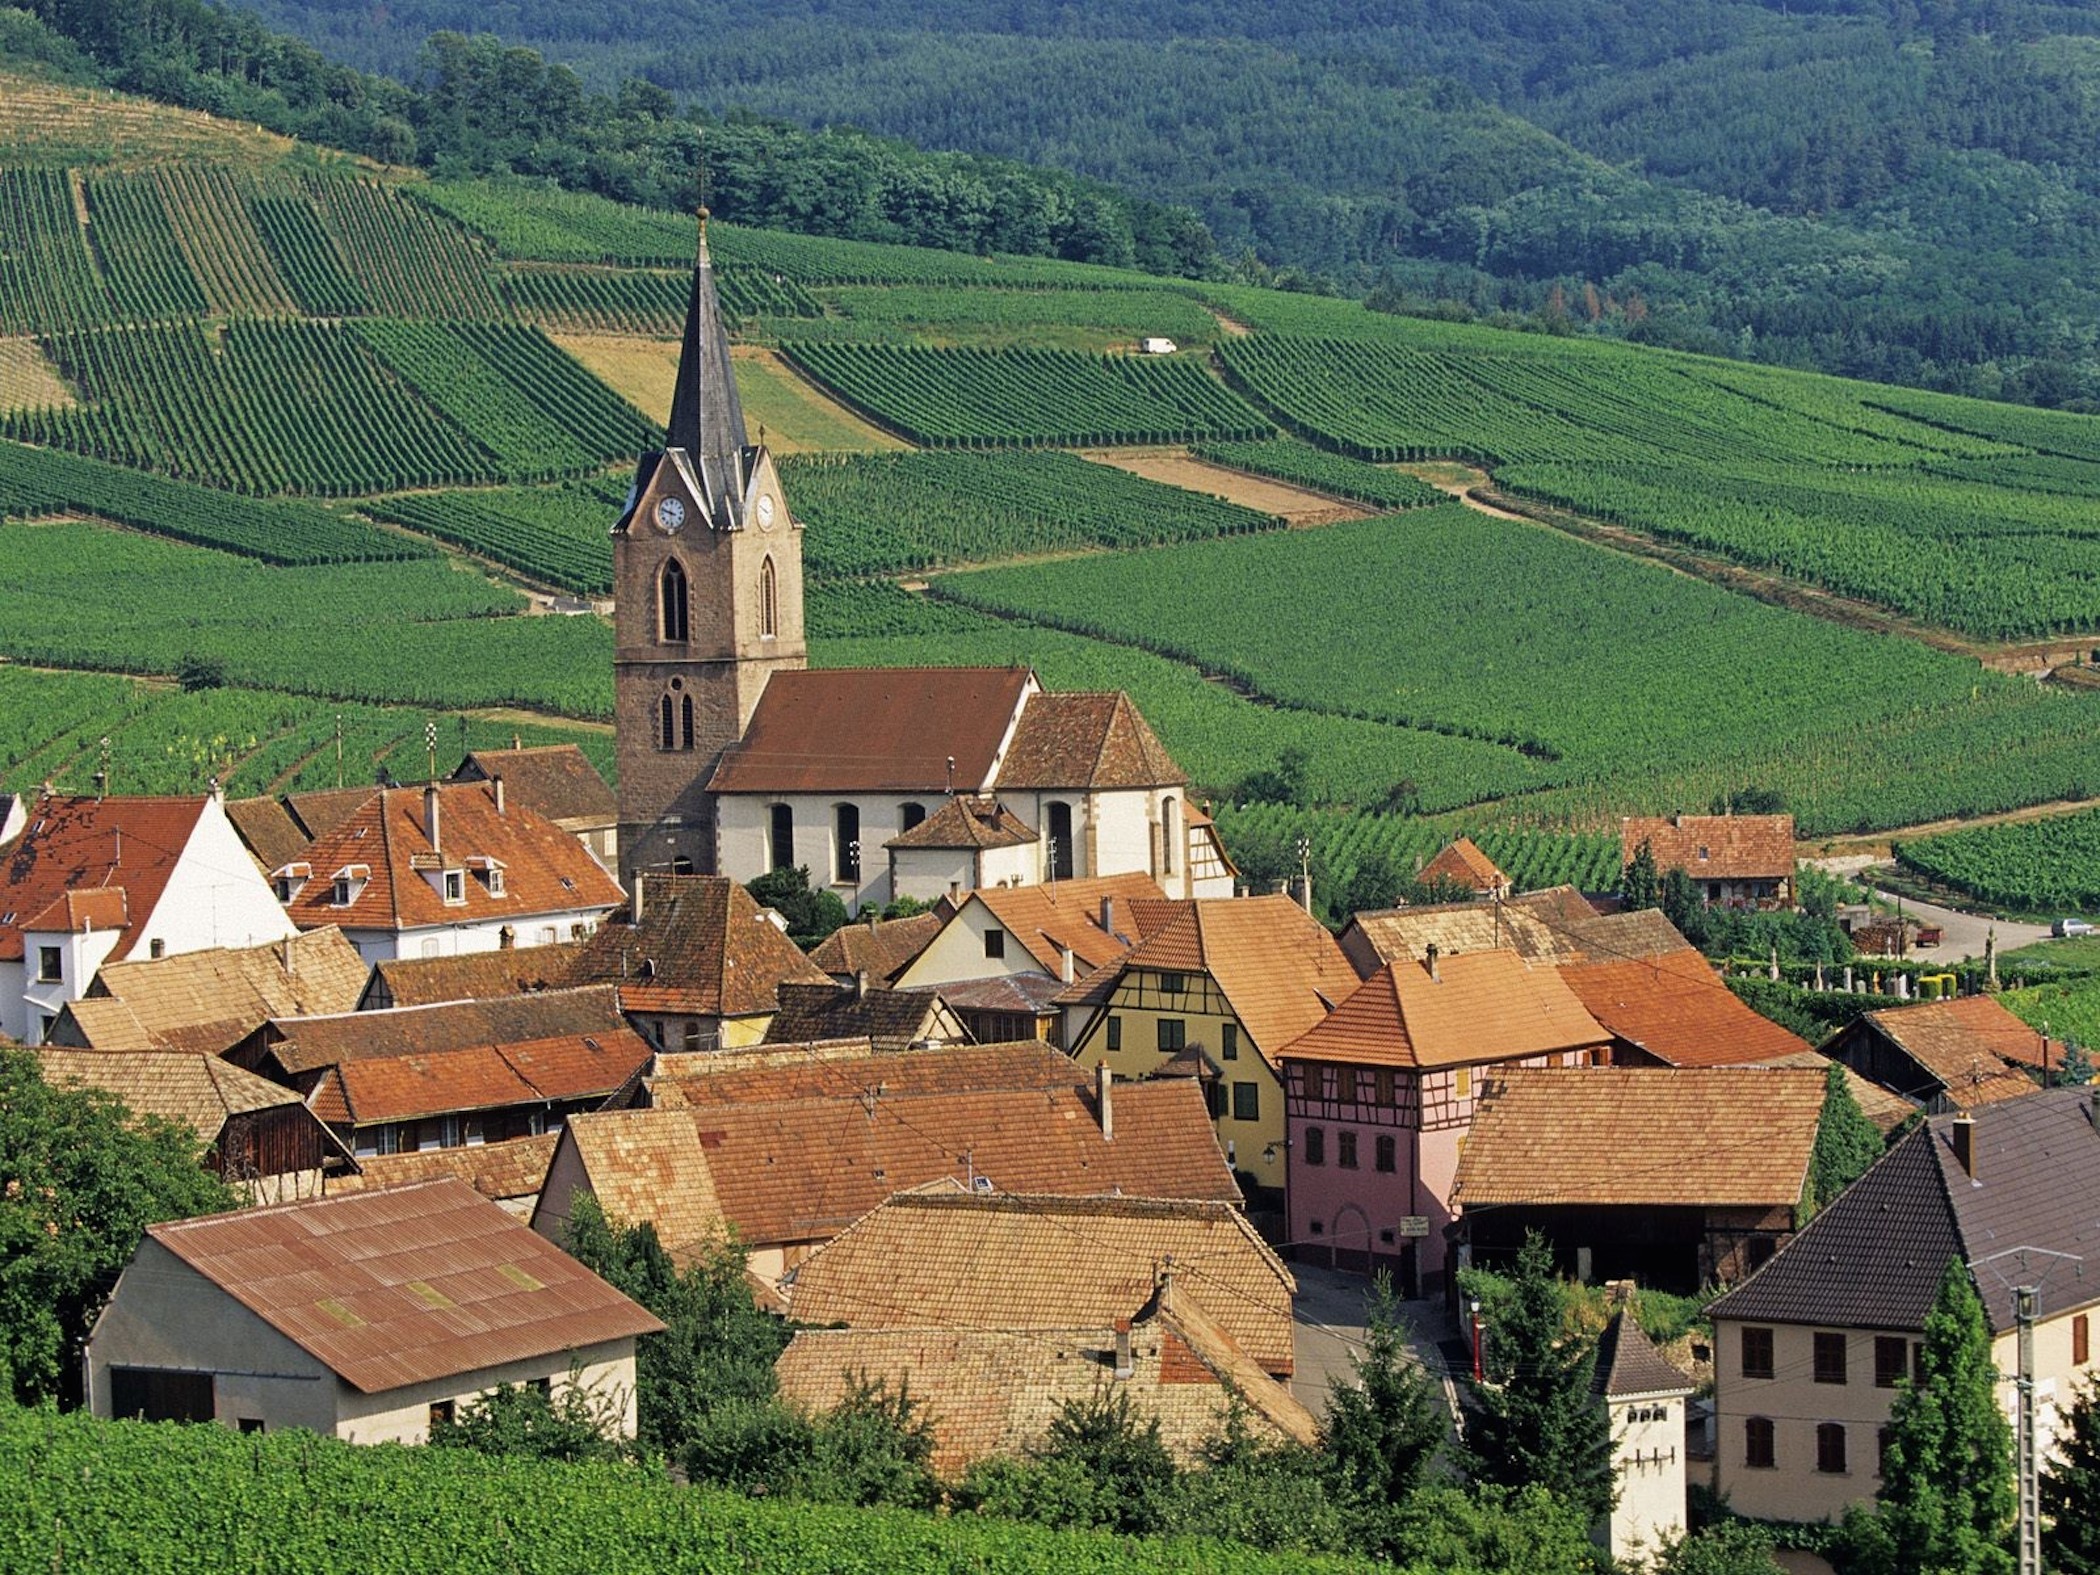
left=230, top=0, right=2100, bottom=407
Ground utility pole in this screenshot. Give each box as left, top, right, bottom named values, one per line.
left=1975, top=1246, right=2082, bottom=1575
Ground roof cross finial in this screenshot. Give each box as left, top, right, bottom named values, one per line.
left=696, top=204, right=711, bottom=262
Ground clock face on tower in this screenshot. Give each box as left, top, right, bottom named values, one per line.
left=654, top=496, right=686, bottom=534
left=756, top=493, right=776, bottom=530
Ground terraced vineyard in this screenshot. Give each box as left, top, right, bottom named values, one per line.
left=781, top=342, right=1268, bottom=446
left=0, top=168, right=105, bottom=332
left=1217, top=803, right=1622, bottom=901
left=505, top=265, right=819, bottom=333
left=1191, top=438, right=1447, bottom=511
left=154, top=166, right=298, bottom=315
left=1894, top=810, right=2100, bottom=915
left=824, top=284, right=1218, bottom=348
left=79, top=172, right=209, bottom=320
left=364, top=477, right=627, bottom=594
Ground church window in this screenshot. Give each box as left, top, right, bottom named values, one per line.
left=835, top=804, right=861, bottom=883
left=659, top=559, right=689, bottom=643
left=769, top=804, right=795, bottom=871
left=681, top=694, right=695, bottom=750
left=899, top=802, right=927, bottom=832
left=1161, top=797, right=1180, bottom=875
left=659, top=693, right=676, bottom=751
left=759, top=556, right=778, bottom=639
left=1047, top=801, right=1074, bottom=880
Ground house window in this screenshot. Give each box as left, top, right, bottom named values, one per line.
left=659, top=558, right=689, bottom=642
left=1813, top=1332, right=1848, bottom=1385
left=1158, top=1019, right=1186, bottom=1053
left=1875, top=1336, right=1908, bottom=1388
left=769, top=804, right=795, bottom=871
left=1455, top=1066, right=1472, bottom=1100
left=1106, top=1016, right=1122, bottom=1052
left=835, top=804, right=861, bottom=884
left=1231, top=1081, right=1259, bottom=1122
left=149, top=938, right=165, bottom=959
left=1221, top=1022, right=1238, bottom=1061
left=1744, top=1416, right=1776, bottom=1470
left=683, top=1019, right=702, bottom=1052
left=1337, top=1067, right=1357, bottom=1105
left=1877, top=1426, right=1895, bottom=1478
left=35, top=946, right=60, bottom=983
left=1816, top=1422, right=1848, bottom=1475
left=759, top=555, right=778, bottom=639
left=1375, top=1134, right=1396, bottom=1173
left=237, top=1418, right=264, bottom=1435
left=108, top=1368, right=214, bottom=1424
left=1158, top=972, right=1186, bottom=996
left=442, top=870, right=465, bottom=904
left=899, top=802, right=927, bottom=832
left=1047, top=801, right=1074, bottom=880
left=2076, top=1313, right=2090, bottom=1366
left=1741, top=1326, right=1775, bottom=1380
left=1337, top=1130, right=1358, bottom=1169
left=984, top=928, right=1006, bottom=960
left=1304, top=1126, right=1325, bottom=1165
left=429, top=1400, right=456, bottom=1430
left=659, top=692, right=676, bottom=751
left=1374, top=1069, right=1395, bottom=1107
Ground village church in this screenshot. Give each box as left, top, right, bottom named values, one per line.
left=612, top=214, right=1233, bottom=912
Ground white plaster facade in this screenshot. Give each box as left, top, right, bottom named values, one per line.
left=1605, top=1387, right=1694, bottom=1567
left=85, top=1236, right=641, bottom=1444
left=336, top=907, right=606, bottom=965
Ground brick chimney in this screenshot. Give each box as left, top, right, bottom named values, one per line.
left=1099, top=896, right=1115, bottom=937
left=1060, top=945, right=1075, bottom=984
left=630, top=871, right=645, bottom=926
left=492, top=774, right=506, bottom=816
left=1950, top=1112, right=1978, bottom=1180
left=1096, top=1062, right=1114, bottom=1141
left=854, top=969, right=869, bottom=1002
left=1424, top=942, right=1441, bottom=983
left=423, top=784, right=441, bottom=852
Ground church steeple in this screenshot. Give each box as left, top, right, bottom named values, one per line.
left=665, top=207, right=749, bottom=473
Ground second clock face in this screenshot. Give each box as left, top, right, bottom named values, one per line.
left=655, top=496, right=686, bottom=533
left=756, top=493, right=776, bottom=530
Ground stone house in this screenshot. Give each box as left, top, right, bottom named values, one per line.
left=1619, top=814, right=1795, bottom=909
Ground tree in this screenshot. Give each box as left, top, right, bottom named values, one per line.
left=1464, top=1231, right=1613, bottom=1524
left=1165, top=1402, right=1349, bottom=1554
left=1657, top=1521, right=1786, bottom=1574
left=427, top=1371, right=637, bottom=1464
left=1808, top=1061, right=1884, bottom=1213
left=1323, top=1273, right=1447, bottom=1508
left=1235, top=745, right=1311, bottom=806
left=1838, top=1257, right=2014, bottom=1575
left=2042, top=1378, right=2100, bottom=1575
left=2057, top=1038, right=2094, bottom=1087
left=1622, top=837, right=1661, bottom=911
left=743, top=865, right=849, bottom=948
left=0, top=1048, right=235, bottom=1405
left=961, top=1386, right=1179, bottom=1534
left=1661, top=866, right=1710, bottom=947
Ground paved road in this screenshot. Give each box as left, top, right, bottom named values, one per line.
left=1807, top=856, right=2051, bottom=964
left=1291, top=1263, right=1463, bottom=1422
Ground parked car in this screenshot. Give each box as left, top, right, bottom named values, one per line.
left=2053, top=918, right=2093, bottom=937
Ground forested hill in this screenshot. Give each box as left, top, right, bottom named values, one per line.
left=242, top=0, right=2100, bottom=409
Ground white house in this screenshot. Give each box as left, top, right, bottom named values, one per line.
left=0, top=792, right=296, bottom=1044
left=1594, top=1306, right=1696, bottom=1567
left=86, top=1179, right=661, bottom=1443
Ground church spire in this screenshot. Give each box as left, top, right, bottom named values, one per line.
left=665, top=206, right=749, bottom=465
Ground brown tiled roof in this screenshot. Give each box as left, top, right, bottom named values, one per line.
left=1757, top=1050, right=1914, bottom=1132
left=361, top=943, right=588, bottom=1010
left=1098, top=895, right=1358, bottom=1062
left=709, top=668, right=1034, bottom=794
left=225, top=796, right=311, bottom=873
left=965, top=873, right=1169, bottom=976
left=1343, top=887, right=1685, bottom=972
left=329, top=1134, right=560, bottom=1208
left=37, top=1047, right=309, bottom=1145
left=786, top=1192, right=1295, bottom=1374
left=637, top=1041, right=1238, bottom=1245
left=1845, top=999, right=2043, bottom=1107
left=280, top=783, right=622, bottom=936
left=1281, top=949, right=1610, bottom=1070
left=545, top=1109, right=725, bottom=1261
left=255, top=986, right=631, bottom=1076
left=935, top=973, right=1068, bottom=1015
left=761, top=982, right=960, bottom=1047
left=1453, top=1066, right=1825, bottom=1208
left=453, top=745, right=615, bottom=825
left=776, top=1279, right=1313, bottom=1479
left=1874, top=994, right=2064, bottom=1073
left=1593, top=1309, right=1694, bottom=1399
left=283, top=786, right=382, bottom=842
left=143, top=1179, right=662, bottom=1392
left=886, top=796, right=1035, bottom=850
left=1620, top=814, right=1795, bottom=881
left=319, top=1028, right=650, bottom=1126
left=61, top=929, right=368, bottom=1054
left=24, top=886, right=130, bottom=935
left=808, top=911, right=946, bottom=982
left=1709, top=1089, right=2100, bottom=1337
left=0, top=795, right=208, bottom=963
left=568, top=875, right=831, bottom=1017
left=1419, top=837, right=1508, bottom=894
left=997, top=692, right=1186, bottom=790
left=1559, top=949, right=1810, bottom=1067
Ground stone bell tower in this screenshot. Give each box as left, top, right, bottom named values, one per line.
left=612, top=209, right=806, bottom=883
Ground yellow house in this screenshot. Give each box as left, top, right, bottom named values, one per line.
left=1063, top=894, right=1359, bottom=1196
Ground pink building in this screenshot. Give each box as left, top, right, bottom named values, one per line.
left=1277, top=945, right=1611, bottom=1299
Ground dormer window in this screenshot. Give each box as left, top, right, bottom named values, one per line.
left=330, top=864, right=371, bottom=907
left=442, top=870, right=466, bottom=905
left=272, top=862, right=311, bottom=903
left=467, top=856, right=506, bottom=897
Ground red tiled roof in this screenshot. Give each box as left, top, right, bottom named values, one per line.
left=143, top=1179, right=661, bottom=1393
left=1843, top=997, right=2045, bottom=1106
left=1875, top=993, right=2063, bottom=1072
left=328, top=1133, right=560, bottom=1207
left=1280, top=948, right=1610, bottom=1070
left=1620, top=814, right=1795, bottom=881
left=0, top=795, right=208, bottom=962
left=361, top=943, right=588, bottom=1010
left=61, top=929, right=368, bottom=1054
left=997, top=692, right=1186, bottom=790
left=253, top=986, right=630, bottom=1077
left=1558, top=949, right=1809, bottom=1066
left=808, top=911, right=946, bottom=982
left=568, top=875, right=832, bottom=1017
left=887, top=796, right=1036, bottom=850
left=280, top=783, right=622, bottom=936
left=453, top=745, right=615, bottom=825
left=709, top=668, right=1034, bottom=794
left=1419, top=836, right=1508, bottom=894
left=965, top=873, right=1168, bottom=975
left=324, top=1028, right=648, bottom=1125
left=23, top=886, right=130, bottom=935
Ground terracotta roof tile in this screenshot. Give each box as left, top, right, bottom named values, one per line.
left=761, top=982, right=961, bottom=1046
left=786, top=1192, right=1295, bottom=1374
left=24, top=886, right=129, bottom=935
left=329, top=1027, right=649, bottom=1125
left=144, top=1179, right=662, bottom=1392
left=1558, top=950, right=1810, bottom=1066
left=254, top=986, right=631, bottom=1076
left=329, top=1134, right=560, bottom=1209
left=283, top=786, right=383, bottom=842
left=1838, top=998, right=2043, bottom=1107
left=37, top=1047, right=309, bottom=1145
left=1620, top=814, right=1794, bottom=881
left=568, top=875, right=831, bottom=1017
left=1344, top=888, right=1686, bottom=971
left=547, top=1110, right=725, bottom=1261
left=453, top=745, right=615, bottom=826
left=997, top=692, right=1186, bottom=790
left=709, top=668, right=1034, bottom=794
left=965, top=873, right=1169, bottom=976
left=808, top=911, right=946, bottom=981
left=362, top=943, right=588, bottom=1010
left=1419, top=837, right=1509, bottom=894
left=1874, top=994, right=2065, bottom=1073
left=1756, top=1050, right=1915, bottom=1132
left=0, top=795, right=208, bottom=962
left=280, top=783, right=622, bottom=936
left=61, top=929, right=367, bottom=1054
left=225, top=797, right=312, bottom=873
left=1282, top=949, right=1610, bottom=1070
left=886, top=796, right=1036, bottom=850
left=1453, top=1066, right=1825, bottom=1207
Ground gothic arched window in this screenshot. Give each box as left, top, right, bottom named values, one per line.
left=680, top=693, right=695, bottom=750
left=658, top=692, right=676, bottom=751
left=660, top=558, right=689, bottom=643
left=759, top=555, right=778, bottom=640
